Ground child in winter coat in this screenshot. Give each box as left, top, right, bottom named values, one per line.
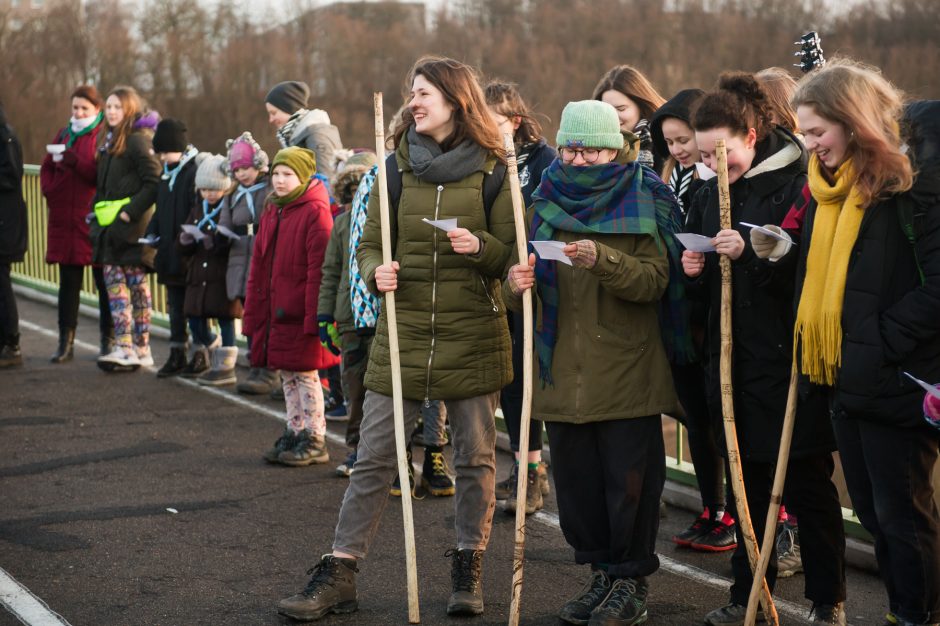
left=177, top=154, right=243, bottom=385
left=148, top=118, right=200, bottom=377
left=244, top=147, right=339, bottom=466
left=217, top=132, right=278, bottom=395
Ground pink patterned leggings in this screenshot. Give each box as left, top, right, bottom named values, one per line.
left=282, top=370, right=325, bottom=436
left=104, top=265, right=151, bottom=350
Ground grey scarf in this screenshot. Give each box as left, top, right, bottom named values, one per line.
left=407, top=125, right=487, bottom=183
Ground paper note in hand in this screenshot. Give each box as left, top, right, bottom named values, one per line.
left=137, top=235, right=160, bottom=246
left=904, top=372, right=940, bottom=400
left=695, top=162, right=717, bottom=181
left=739, top=222, right=792, bottom=243
left=180, top=224, right=206, bottom=241
left=216, top=225, right=240, bottom=241
left=422, top=217, right=458, bottom=232
left=675, top=232, right=716, bottom=253
left=531, top=240, right=573, bottom=265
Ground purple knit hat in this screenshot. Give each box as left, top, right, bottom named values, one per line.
left=223, top=131, right=269, bottom=175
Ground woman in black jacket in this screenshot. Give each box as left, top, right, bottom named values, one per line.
left=682, top=73, right=846, bottom=625
left=790, top=60, right=940, bottom=626
left=0, top=102, right=27, bottom=368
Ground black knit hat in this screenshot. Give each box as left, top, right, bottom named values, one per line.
left=265, top=81, right=310, bottom=115
left=649, top=88, right=706, bottom=160
left=152, top=118, right=188, bottom=153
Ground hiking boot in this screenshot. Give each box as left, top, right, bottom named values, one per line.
left=673, top=509, right=711, bottom=546
left=237, top=367, right=279, bottom=395
left=180, top=346, right=210, bottom=378
left=270, top=383, right=285, bottom=400
left=97, top=346, right=140, bottom=372
left=197, top=346, right=238, bottom=386
left=263, top=429, right=297, bottom=464
left=446, top=549, right=484, bottom=616
left=588, top=576, right=648, bottom=626
left=810, top=602, right=847, bottom=625
left=157, top=345, right=188, bottom=378
left=690, top=515, right=737, bottom=552
left=136, top=345, right=154, bottom=367
left=277, top=554, right=359, bottom=621
left=495, top=461, right=519, bottom=500
left=50, top=328, right=75, bottom=363
left=504, top=465, right=543, bottom=515
left=278, top=430, right=329, bottom=466
left=0, top=339, right=23, bottom=368
left=421, top=446, right=455, bottom=497
left=558, top=569, right=612, bottom=625
left=99, top=330, right=115, bottom=357
left=390, top=447, right=414, bottom=496
left=335, top=450, right=357, bottom=477
left=538, top=460, right=551, bottom=496
left=704, top=603, right=766, bottom=625
left=776, top=521, right=802, bottom=577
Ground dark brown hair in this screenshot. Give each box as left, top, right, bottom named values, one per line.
left=755, top=67, right=799, bottom=133
left=692, top=72, right=773, bottom=142
left=98, top=85, right=143, bottom=157
left=591, top=65, right=666, bottom=122
left=484, top=80, right=543, bottom=145
left=71, top=85, right=103, bottom=108
left=392, top=56, right=503, bottom=157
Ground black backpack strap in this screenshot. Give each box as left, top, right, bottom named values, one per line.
left=482, top=162, right=508, bottom=221
left=385, top=152, right=403, bottom=211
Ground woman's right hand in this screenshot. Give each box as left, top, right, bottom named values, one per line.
left=375, top=262, right=400, bottom=293
left=682, top=250, right=705, bottom=278
left=507, top=253, right=536, bottom=295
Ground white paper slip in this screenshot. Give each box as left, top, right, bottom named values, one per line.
left=531, top=240, right=573, bottom=265
left=216, top=225, right=241, bottom=240
left=695, top=162, right=717, bottom=181
left=675, top=232, right=716, bottom=253
left=422, top=217, right=458, bottom=232
left=180, top=224, right=206, bottom=241
left=903, top=372, right=940, bottom=400
left=137, top=235, right=160, bottom=245
left=739, top=222, right=791, bottom=242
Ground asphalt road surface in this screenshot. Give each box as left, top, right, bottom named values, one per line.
left=1, top=296, right=891, bottom=625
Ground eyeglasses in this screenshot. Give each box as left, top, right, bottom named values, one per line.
left=559, top=147, right=603, bottom=164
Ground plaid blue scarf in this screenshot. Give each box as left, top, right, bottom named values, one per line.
left=530, top=160, right=694, bottom=385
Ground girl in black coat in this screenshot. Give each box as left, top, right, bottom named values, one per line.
left=0, top=102, right=27, bottom=367
left=682, top=73, right=846, bottom=625
left=791, top=60, right=940, bottom=626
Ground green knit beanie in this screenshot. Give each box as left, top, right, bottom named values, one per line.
left=272, top=146, right=317, bottom=181
left=556, top=100, right=624, bottom=150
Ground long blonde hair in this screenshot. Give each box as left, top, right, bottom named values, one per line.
left=792, top=58, right=913, bottom=207
left=756, top=67, right=799, bottom=133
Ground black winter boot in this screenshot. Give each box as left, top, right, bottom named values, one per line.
left=0, top=335, right=22, bottom=368
left=559, top=568, right=612, bottom=625
left=50, top=328, right=75, bottom=363
left=446, top=548, right=484, bottom=616
left=180, top=346, right=210, bottom=378
left=277, top=554, right=359, bottom=621
left=421, top=445, right=455, bottom=496
left=157, top=345, right=188, bottom=378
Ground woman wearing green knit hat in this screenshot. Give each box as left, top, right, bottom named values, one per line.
left=505, top=99, right=681, bottom=625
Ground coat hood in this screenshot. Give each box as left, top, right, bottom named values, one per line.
left=743, top=126, right=807, bottom=196
left=649, top=88, right=706, bottom=161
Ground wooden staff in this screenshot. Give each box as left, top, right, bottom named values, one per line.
left=504, top=134, right=535, bottom=626
left=715, top=138, right=778, bottom=625
left=745, top=365, right=799, bottom=625
left=374, top=92, right=420, bottom=624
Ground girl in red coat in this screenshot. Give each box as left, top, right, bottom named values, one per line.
left=244, top=146, right=339, bottom=466
left=39, top=85, right=112, bottom=362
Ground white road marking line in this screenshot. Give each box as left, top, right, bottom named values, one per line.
left=19, top=317, right=814, bottom=623
left=0, top=567, right=71, bottom=626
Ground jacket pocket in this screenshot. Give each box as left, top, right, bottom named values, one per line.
left=594, top=289, right=648, bottom=347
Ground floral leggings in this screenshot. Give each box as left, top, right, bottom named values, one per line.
left=282, top=370, right=325, bottom=437
left=104, top=265, right=151, bottom=351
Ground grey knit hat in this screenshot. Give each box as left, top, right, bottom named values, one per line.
left=194, top=153, right=232, bottom=191
left=265, top=81, right=309, bottom=115
left=556, top=100, right=624, bottom=150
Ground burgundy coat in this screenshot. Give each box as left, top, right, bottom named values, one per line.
left=39, top=123, right=101, bottom=266
left=243, top=180, right=340, bottom=372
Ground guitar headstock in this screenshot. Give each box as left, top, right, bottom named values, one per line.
left=794, top=31, right=825, bottom=74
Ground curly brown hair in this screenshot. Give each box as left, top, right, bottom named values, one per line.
left=692, top=72, right=773, bottom=142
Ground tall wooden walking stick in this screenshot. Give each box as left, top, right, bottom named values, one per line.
left=715, top=139, right=778, bottom=625
left=504, top=134, right=535, bottom=626
left=745, top=365, right=799, bottom=625
left=373, top=92, right=420, bottom=624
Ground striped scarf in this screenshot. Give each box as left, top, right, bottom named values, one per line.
left=530, top=159, right=694, bottom=385
left=669, top=163, right=695, bottom=214
left=348, top=166, right=382, bottom=329
left=634, top=119, right=655, bottom=169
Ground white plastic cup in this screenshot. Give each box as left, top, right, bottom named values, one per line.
left=47, top=144, right=66, bottom=162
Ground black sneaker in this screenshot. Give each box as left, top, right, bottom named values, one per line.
left=689, top=516, right=737, bottom=552
left=588, top=577, right=648, bottom=626
left=390, top=447, right=414, bottom=496
left=445, top=549, right=483, bottom=615
left=279, top=430, right=329, bottom=466
left=673, top=510, right=711, bottom=547
left=558, top=569, right=612, bottom=625
left=495, top=462, right=519, bottom=500
left=810, top=602, right=846, bottom=625
left=421, top=446, right=455, bottom=496
left=336, top=450, right=357, bottom=477
left=263, top=429, right=297, bottom=464
left=504, top=466, right=543, bottom=515
left=776, top=520, right=802, bottom=577
left=277, top=554, right=359, bottom=621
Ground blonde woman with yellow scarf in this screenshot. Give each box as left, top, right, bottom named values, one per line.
left=789, top=59, right=940, bottom=626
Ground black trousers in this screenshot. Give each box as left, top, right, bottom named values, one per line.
left=164, top=284, right=188, bottom=346
left=728, top=452, right=846, bottom=606
left=58, top=265, right=111, bottom=335
left=0, top=262, right=17, bottom=344
left=671, top=360, right=725, bottom=513
left=833, top=417, right=940, bottom=624
left=546, top=415, right=665, bottom=578
left=500, top=310, right=543, bottom=452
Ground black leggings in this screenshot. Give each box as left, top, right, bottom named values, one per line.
left=58, top=264, right=111, bottom=334
left=501, top=310, right=543, bottom=452
left=0, top=262, right=18, bottom=343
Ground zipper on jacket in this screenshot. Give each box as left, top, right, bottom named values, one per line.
left=424, top=185, right=444, bottom=407
left=478, top=274, right=498, bottom=312
left=262, top=206, right=284, bottom=362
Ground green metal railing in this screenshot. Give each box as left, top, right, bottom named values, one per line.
left=12, top=166, right=874, bottom=541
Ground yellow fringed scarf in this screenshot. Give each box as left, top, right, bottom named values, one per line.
left=795, top=156, right=867, bottom=386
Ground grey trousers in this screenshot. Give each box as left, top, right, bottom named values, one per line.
left=333, top=390, right=498, bottom=558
